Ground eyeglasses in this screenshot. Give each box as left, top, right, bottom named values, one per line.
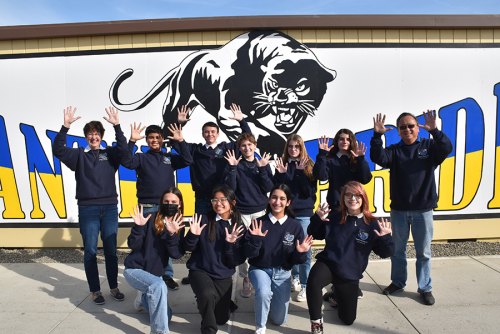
left=288, top=144, right=300, bottom=149
left=86, top=131, right=101, bottom=138
left=344, top=193, right=362, bottom=200
left=399, top=124, right=416, bottom=131
left=210, top=198, right=228, bottom=204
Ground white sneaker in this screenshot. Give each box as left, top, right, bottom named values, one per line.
left=295, top=287, right=307, bottom=302
left=291, top=277, right=301, bottom=292
left=133, top=290, right=144, bottom=311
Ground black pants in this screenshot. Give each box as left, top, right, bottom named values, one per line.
left=189, top=270, right=233, bottom=334
left=306, top=260, right=359, bottom=325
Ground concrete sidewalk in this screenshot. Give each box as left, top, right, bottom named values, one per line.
left=1, top=256, right=499, bottom=333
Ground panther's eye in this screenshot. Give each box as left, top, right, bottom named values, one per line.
left=295, top=79, right=310, bottom=96
left=269, top=80, right=279, bottom=90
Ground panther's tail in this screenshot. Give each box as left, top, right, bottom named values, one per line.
left=109, top=67, right=179, bottom=111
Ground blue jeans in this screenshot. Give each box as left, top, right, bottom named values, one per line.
left=390, top=209, right=434, bottom=293
left=142, top=205, right=175, bottom=278
left=124, top=268, right=171, bottom=334
left=249, top=266, right=291, bottom=331
left=291, top=216, right=312, bottom=287
left=78, top=204, right=119, bottom=293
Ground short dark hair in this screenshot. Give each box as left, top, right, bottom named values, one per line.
left=83, top=121, right=105, bottom=137
left=145, top=125, right=163, bottom=137
left=202, top=121, right=219, bottom=133
left=396, top=113, right=418, bottom=127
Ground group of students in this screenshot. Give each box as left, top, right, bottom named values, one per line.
left=53, top=104, right=452, bottom=334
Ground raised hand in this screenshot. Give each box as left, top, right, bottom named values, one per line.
left=248, top=219, right=268, bottom=237
left=228, top=103, right=244, bottom=121
left=224, top=149, right=241, bottom=166
left=63, top=106, right=81, bottom=128
left=351, top=141, right=367, bottom=158
left=315, top=202, right=331, bottom=221
left=104, top=106, right=120, bottom=125
left=374, top=218, right=392, bottom=237
left=189, top=214, right=207, bottom=235
left=167, top=123, right=184, bottom=142
left=373, top=113, right=392, bottom=134
left=164, top=212, right=185, bottom=235
left=275, top=157, right=288, bottom=173
left=130, top=122, right=146, bottom=142
left=256, top=152, right=271, bottom=167
left=130, top=205, right=151, bottom=226
left=177, top=105, right=191, bottom=124
left=297, top=157, right=309, bottom=170
left=296, top=235, right=314, bottom=253
left=225, top=225, right=245, bottom=243
left=420, top=109, right=437, bottom=131
left=318, top=136, right=334, bottom=151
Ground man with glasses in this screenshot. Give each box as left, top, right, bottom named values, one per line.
left=370, top=110, right=452, bottom=305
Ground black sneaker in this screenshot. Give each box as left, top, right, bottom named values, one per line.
left=421, top=291, right=435, bottom=305
left=229, top=300, right=238, bottom=313
left=328, top=291, right=338, bottom=308
left=110, top=288, right=125, bottom=301
left=382, top=283, right=404, bottom=295
left=322, top=290, right=333, bottom=301
left=181, top=276, right=190, bottom=285
left=92, top=291, right=105, bottom=305
left=162, top=276, right=179, bottom=290
left=357, top=288, right=364, bottom=299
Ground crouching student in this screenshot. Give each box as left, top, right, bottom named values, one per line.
left=306, top=181, right=394, bottom=334
left=245, top=184, right=314, bottom=334
left=183, top=185, right=247, bottom=334
left=124, top=188, right=185, bottom=334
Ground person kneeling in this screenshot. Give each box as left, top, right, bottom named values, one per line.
left=124, top=188, right=185, bottom=334
left=306, top=181, right=394, bottom=333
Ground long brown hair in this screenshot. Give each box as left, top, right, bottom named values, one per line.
left=154, top=187, right=184, bottom=235
left=329, top=129, right=358, bottom=166
left=339, top=181, right=376, bottom=225
left=281, top=134, right=314, bottom=181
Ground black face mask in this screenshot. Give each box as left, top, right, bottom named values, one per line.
left=159, top=203, right=179, bottom=217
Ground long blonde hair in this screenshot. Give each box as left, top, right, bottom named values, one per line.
left=281, top=134, right=314, bottom=181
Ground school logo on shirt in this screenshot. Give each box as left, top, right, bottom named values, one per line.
left=283, top=232, right=295, bottom=246
left=99, top=153, right=108, bottom=161
left=162, top=156, right=172, bottom=164
left=417, top=148, right=429, bottom=159
left=355, top=230, right=370, bottom=245
left=214, top=147, right=224, bottom=158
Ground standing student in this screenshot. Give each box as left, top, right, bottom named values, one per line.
left=370, top=111, right=452, bottom=305
left=245, top=184, right=314, bottom=334
left=121, top=122, right=192, bottom=290
left=223, top=133, right=274, bottom=298
left=306, top=181, right=393, bottom=333
left=52, top=106, right=127, bottom=304
left=313, top=129, right=372, bottom=301
left=314, top=129, right=372, bottom=209
left=183, top=185, right=247, bottom=334
left=175, top=104, right=251, bottom=214
left=124, top=188, right=185, bottom=334
left=274, top=134, right=317, bottom=302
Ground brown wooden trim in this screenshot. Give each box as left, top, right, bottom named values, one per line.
left=1, top=15, right=500, bottom=41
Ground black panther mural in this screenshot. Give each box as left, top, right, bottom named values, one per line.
left=109, top=30, right=336, bottom=155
